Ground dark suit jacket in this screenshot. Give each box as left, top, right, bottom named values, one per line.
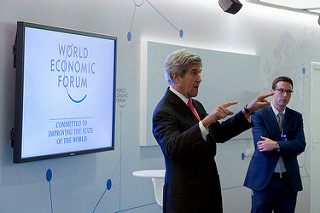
left=152, top=88, right=253, bottom=213
left=244, top=106, right=306, bottom=192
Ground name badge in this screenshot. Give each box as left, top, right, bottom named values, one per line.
left=281, top=134, right=287, bottom=141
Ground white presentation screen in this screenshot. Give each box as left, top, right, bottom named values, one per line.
left=13, top=22, right=116, bottom=163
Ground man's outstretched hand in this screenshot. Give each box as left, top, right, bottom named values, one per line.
left=202, top=101, right=238, bottom=128
left=246, top=93, right=273, bottom=112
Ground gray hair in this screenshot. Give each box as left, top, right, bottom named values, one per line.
left=164, top=49, right=202, bottom=85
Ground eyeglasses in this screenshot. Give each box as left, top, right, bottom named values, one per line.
left=275, top=89, right=294, bottom=94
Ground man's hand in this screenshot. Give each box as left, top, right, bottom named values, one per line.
left=202, top=101, right=238, bottom=129
left=246, top=93, right=273, bottom=112
left=257, top=136, right=278, bottom=152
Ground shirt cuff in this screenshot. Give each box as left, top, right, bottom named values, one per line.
left=199, top=121, right=209, bottom=141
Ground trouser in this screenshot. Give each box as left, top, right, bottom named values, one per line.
left=251, top=174, right=298, bottom=213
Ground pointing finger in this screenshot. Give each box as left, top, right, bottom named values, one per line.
left=221, top=101, right=238, bottom=108
left=260, top=93, right=274, bottom=99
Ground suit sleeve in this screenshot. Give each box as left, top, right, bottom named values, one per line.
left=251, top=112, right=278, bottom=156
left=194, top=100, right=253, bottom=143
left=210, top=111, right=253, bottom=143
left=279, top=113, right=306, bottom=155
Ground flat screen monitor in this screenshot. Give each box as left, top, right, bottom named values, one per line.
left=12, top=21, right=116, bottom=163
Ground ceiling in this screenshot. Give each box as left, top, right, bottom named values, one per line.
left=246, top=0, right=320, bottom=15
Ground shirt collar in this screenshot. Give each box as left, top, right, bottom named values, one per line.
left=271, top=102, right=286, bottom=116
left=169, top=86, right=189, bottom=105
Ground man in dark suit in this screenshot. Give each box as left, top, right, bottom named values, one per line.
left=244, top=76, right=306, bottom=213
left=152, top=49, right=272, bottom=213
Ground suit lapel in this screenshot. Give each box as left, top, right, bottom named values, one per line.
left=165, top=89, right=215, bottom=153
left=262, top=107, right=281, bottom=137
left=166, top=89, right=198, bottom=124
left=283, top=107, right=293, bottom=135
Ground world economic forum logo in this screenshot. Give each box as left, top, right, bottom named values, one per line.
left=50, top=44, right=95, bottom=103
